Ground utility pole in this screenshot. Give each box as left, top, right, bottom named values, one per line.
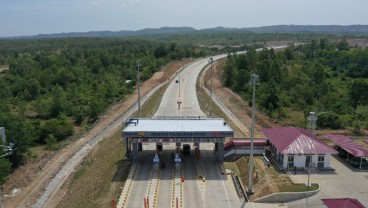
left=209, top=57, right=213, bottom=116
left=136, top=60, right=141, bottom=118
left=247, top=74, right=258, bottom=195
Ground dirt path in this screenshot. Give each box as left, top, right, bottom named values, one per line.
left=2, top=60, right=191, bottom=208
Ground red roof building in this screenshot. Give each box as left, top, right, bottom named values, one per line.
left=263, top=127, right=337, bottom=170
left=325, top=135, right=368, bottom=157
left=322, top=198, right=366, bottom=208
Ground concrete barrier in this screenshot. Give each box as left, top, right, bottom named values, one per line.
left=255, top=185, right=320, bottom=203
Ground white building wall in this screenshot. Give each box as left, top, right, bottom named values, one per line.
left=324, top=154, right=331, bottom=168
left=294, top=155, right=305, bottom=168
left=282, top=153, right=332, bottom=169
left=283, top=155, right=287, bottom=168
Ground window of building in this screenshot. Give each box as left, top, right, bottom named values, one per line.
left=288, top=155, right=294, bottom=169
left=318, top=155, right=324, bottom=168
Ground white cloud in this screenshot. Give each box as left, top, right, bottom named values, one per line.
left=120, top=0, right=141, bottom=7
left=90, top=0, right=100, bottom=7
left=89, top=0, right=140, bottom=8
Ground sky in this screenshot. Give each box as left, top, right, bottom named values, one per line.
left=1, top=0, right=368, bottom=37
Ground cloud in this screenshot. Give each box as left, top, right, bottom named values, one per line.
left=90, top=0, right=101, bottom=7
left=120, top=0, right=141, bottom=7
left=89, top=0, right=140, bottom=8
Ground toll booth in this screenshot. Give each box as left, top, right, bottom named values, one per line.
left=122, top=118, right=234, bottom=163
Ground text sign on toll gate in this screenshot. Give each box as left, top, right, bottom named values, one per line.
left=137, top=138, right=174, bottom=143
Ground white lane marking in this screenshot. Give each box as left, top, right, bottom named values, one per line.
left=221, top=172, right=232, bottom=208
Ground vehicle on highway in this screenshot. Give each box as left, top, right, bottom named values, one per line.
left=183, top=144, right=191, bottom=155
left=153, top=153, right=160, bottom=163
left=175, top=154, right=181, bottom=163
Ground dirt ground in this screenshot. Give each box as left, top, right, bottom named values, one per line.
left=2, top=60, right=191, bottom=208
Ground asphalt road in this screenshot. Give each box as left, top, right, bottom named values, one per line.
left=126, top=56, right=244, bottom=208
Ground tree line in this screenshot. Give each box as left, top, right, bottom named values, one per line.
left=223, top=39, right=368, bottom=131
left=0, top=37, right=213, bottom=183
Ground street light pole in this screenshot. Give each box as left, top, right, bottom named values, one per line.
left=307, top=155, right=311, bottom=186
left=247, top=74, right=259, bottom=195
left=136, top=60, right=141, bottom=118
left=209, top=58, right=213, bottom=116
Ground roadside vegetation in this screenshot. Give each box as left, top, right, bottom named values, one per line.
left=0, top=38, right=211, bottom=184
left=57, top=73, right=169, bottom=207
left=223, top=39, right=368, bottom=132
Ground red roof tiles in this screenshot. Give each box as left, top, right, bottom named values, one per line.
left=263, top=127, right=337, bottom=154
left=322, top=198, right=366, bottom=208
left=325, top=135, right=368, bottom=157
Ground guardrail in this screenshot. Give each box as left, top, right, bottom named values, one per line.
left=231, top=171, right=248, bottom=202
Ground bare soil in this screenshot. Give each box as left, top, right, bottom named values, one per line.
left=2, top=60, right=191, bottom=208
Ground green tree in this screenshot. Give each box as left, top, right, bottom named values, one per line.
left=41, top=116, right=74, bottom=142
left=45, top=134, right=57, bottom=151
left=350, top=78, right=368, bottom=110
left=0, top=158, right=11, bottom=184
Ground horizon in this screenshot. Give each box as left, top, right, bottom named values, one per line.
left=1, top=0, right=368, bottom=37
left=2, top=24, right=368, bottom=39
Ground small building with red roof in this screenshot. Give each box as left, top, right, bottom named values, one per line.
left=263, top=126, right=337, bottom=170
left=322, top=198, right=366, bottom=208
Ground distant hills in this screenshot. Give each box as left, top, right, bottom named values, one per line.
left=3, top=25, right=368, bottom=39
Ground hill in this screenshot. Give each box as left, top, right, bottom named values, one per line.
left=2, top=25, right=368, bottom=40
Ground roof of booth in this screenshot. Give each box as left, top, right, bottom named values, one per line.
left=325, top=134, right=368, bottom=157
left=322, top=198, right=366, bottom=208
left=263, top=127, right=337, bottom=154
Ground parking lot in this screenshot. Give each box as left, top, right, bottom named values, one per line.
left=287, top=155, right=368, bottom=208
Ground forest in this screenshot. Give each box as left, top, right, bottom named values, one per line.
left=0, top=37, right=214, bottom=183
left=223, top=39, right=368, bottom=131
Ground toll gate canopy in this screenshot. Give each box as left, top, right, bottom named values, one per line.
left=123, top=118, right=234, bottom=143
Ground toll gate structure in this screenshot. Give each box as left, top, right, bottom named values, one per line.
left=122, top=117, right=234, bottom=163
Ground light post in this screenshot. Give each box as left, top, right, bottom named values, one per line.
left=136, top=60, right=141, bottom=118
left=307, top=154, right=312, bottom=187
left=247, top=74, right=259, bottom=194
left=209, top=58, right=213, bottom=116
left=306, top=111, right=330, bottom=187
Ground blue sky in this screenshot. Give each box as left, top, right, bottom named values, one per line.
left=1, top=0, right=368, bottom=37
